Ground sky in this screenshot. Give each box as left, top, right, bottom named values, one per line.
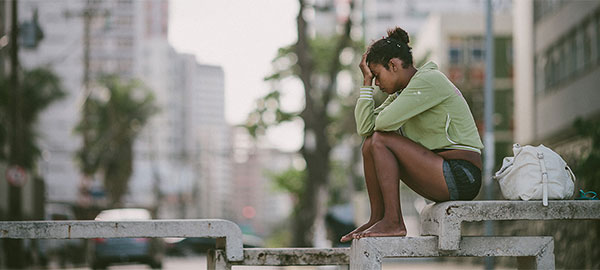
left=168, top=0, right=303, bottom=151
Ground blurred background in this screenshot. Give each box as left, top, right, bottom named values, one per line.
left=1, top=0, right=599, bottom=269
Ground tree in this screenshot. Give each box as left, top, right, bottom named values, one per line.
left=245, top=0, right=361, bottom=246
left=573, top=118, right=600, bottom=194
left=75, top=75, right=158, bottom=207
left=0, top=68, right=65, bottom=167
left=0, top=67, right=65, bottom=269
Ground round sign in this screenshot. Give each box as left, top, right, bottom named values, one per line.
left=6, top=165, right=27, bottom=187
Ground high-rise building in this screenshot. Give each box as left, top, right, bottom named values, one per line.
left=513, top=0, right=600, bottom=149
left=10, top=0, right=231, bottom=220
left=192, top=63, right=232, bottom=219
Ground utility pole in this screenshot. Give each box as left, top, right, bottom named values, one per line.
left=81, top=0, right=93, bottom=188
left=0, top=0, right=6, bottom=77
left=5, top=0, right=25, bottom=268
left=71, top=0, right=109, bottom=210
left=483, top=0, right=495, bottom=269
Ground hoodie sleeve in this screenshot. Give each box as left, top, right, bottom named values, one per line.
left=354, top=86, right=397, bottom=137
left=374, top=77, right=450, bottom=132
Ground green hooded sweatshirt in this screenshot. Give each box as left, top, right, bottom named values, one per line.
left=354, top=61, right=484, bottom=153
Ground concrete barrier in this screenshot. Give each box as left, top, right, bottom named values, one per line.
left=0, top=219, right=244, bottom=261
left=208, top=247, right=350, bottom=270
left=420, top=200, right=600, bottom=250
left=350, top=236, right=554, bottom=270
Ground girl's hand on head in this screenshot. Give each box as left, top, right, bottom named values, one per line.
left=360, top=53, right=373, bottom=86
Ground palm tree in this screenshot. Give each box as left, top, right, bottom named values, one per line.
left=0, top=67, right=65, bottom=269
left=0, top=67, right=65, bottom=169
left=75, top=75, right=158, bottom=207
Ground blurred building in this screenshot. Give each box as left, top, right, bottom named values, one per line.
left=191, top=63, right=232, bottom=219
left=412, top=11, right=514, bottom=165
left=230, top=127, right=295, bottom=237
left=5, top=0, right=231, bottom=220
left=8, top=0, right=86, bottom=213
left=513, top=0, right=600, bottom=149
left=363, top=0, right=512, bottom=42
left=155, top=54, right=232, bottom=220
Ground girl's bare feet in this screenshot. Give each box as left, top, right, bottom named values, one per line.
left=340, top=220, right=379, bottom=242
left=355, top=219, right=407, bottom=238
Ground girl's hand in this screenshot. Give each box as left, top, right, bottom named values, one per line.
left=359, top=53, right=373, bottom=86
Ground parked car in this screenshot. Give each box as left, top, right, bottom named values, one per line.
left=37, top=203, right=86, bottom=268
left=90, top=208, right=164, bottom=269
left=166, top=233, right=264, bottom=256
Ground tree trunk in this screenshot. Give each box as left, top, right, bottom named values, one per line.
left=5, top=0, right=25, bottom=268
left=291, top=0, right=354, bottom=247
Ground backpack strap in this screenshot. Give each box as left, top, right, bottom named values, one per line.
left=537, top=152, right=549, bottom=206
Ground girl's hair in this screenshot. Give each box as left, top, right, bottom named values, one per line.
left=366, top=27, right=413, bottom=69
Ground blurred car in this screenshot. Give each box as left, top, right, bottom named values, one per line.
left=90, top=208, right=164, bottom=269
left=166, top=233, right=264, bottom=256
left=37, top=203, right=86, bottom=268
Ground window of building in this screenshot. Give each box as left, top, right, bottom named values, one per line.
left=469, top=37, right=485, bottom=63
left=544, top=46, right=557, bottom=89
left=534, top=54, right=546, bottom=94
left=583, top=19, right=595, bottom=69
left=557, top=39, right=567, bottom=83
left=377, top=13, right=393, bottom=21
left=448, top=37, right=464, bottom=65
left=449, top=47, right=462, bottom=65
left=567, top=32, right=577, bottom=79
left=597, top=12, right=600, bottom=64
left=575, top=27, right=585, bottom=73
left=534, top=0, right=567, bottom=23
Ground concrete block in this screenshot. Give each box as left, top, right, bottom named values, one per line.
left=350, top=236, right=554, bottom=270
left=210, top=247, right=350, bottom=267
left=0, top=219, right=244, bottom=261
left=420, top=200, right=600, bottom=250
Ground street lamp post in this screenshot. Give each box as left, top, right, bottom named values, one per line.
left=483, top=0, right=495, bottom=269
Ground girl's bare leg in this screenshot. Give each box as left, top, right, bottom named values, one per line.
left=357, top=131, right=449, bottom=238
left=340, top=137, right=385, bottom=242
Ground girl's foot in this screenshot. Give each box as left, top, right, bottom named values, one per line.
left=340, top=220, right=378, bottom=242
left=355, top=219, right=407, bottom=238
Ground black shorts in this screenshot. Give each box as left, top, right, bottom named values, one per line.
left=442, top=159, right=482, bottom=200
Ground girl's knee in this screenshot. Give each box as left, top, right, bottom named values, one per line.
left=370, top=132, right=388, bottom=150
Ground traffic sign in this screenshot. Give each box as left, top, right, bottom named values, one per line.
left=6, top=165, right=27, bottom=187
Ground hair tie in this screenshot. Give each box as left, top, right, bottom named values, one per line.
left=385, top=38, right=402, bottom=48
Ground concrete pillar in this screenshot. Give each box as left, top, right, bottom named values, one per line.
left=513, top=0, right=535, bottom=144
left=207, top=249, right=231, bottom=270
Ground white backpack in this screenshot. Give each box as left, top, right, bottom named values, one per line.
left=493, top=144, right=575, bottom=206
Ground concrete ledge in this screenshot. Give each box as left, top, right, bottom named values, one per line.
left=0, top=219, right=243, bottom=261
left=350, top=236, right=554, bottom=270
left=420, top=200, right=600, bottom=250
left=208, top=248, right=350, bottom=270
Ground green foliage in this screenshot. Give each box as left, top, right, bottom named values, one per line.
left=267, top=167, right=306, bottom=199
left=244, top=90, right=297, bottom=137
left=266, top=159, right=354, bottom=210
left=573, top=118, right=600, bottom=192
left=266, top=36, right=364, bottom=83
left=0, top=68, right=65, bottom=168
left=75, top=75, right=158, bottom=206
left=264, top=221, right=293, bottom=248
left=246, top=36, right=364, bottom=140
left=328, top=160, right=352, bottom=206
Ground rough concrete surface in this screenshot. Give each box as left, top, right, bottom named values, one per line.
left=420, top=200, right=600, bottom=250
